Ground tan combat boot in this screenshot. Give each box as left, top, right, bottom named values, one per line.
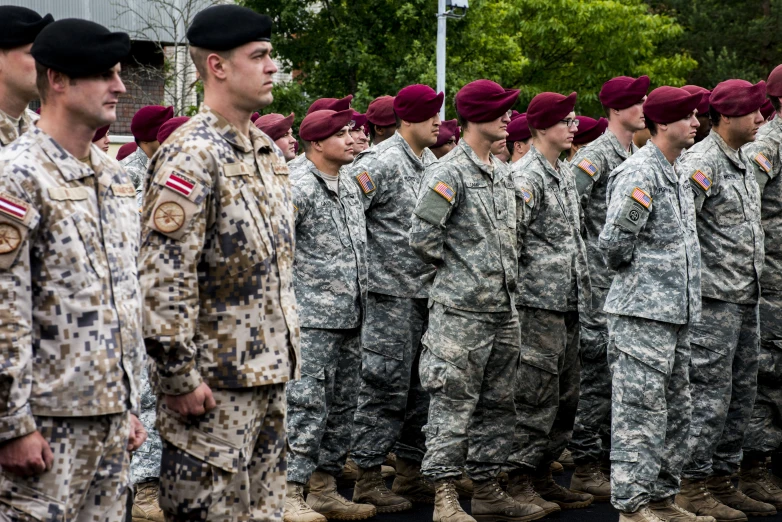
left=570, top=461, right=611, bottom=502
left=307, top=471, right=376, bottom=520
left=391, top=457, right=435, bottom=503
left=454, top=471, right=474, bottom=499
left=676, top=478, right=747, bottom=522
left=739, top=459, right=782, bottom=510
left=558, top=448, right=575, bottom=469
left=284, top=482, right=327, bottom=522
left=471, top=478, right=546, bottom=521
left=619, top=506, right=667, bottom=522
left=532, top=467, right=594, bottom=509
left=433, top=480, right=475, bottom=522
left=352, top=465, right=412, bottom=513
left=550, top=460, right=564, bottom=475
left=649, top=497, right=717, bottom=521
left=708, top=473, right=776, bottom=517
left=341, top=458, right=394, bottom=486
left=506, top=472, right=561, bottom=517
left=131, top=481, right=165, bottom=522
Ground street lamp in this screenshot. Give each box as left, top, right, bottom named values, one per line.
left=437, top=0, right=468, bottom=119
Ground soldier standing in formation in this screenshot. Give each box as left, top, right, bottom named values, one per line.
left=429, top=119, right=459, bottom=159
left=0, top=17, right=147, bottom=520
left=137, top=5, right=299, bottom=520
left=365, top=95, right=397, bottom=146
left=505, top=114, right=532, bottom=164
left=121, top=105, right=174, bottom=210
left=255, top=112, right=298, bottom=162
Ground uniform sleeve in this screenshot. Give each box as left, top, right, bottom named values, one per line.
left=0, top=179, right=40, bottom=442
left=598, top=168, right=654, bottom=270
left=678, top=155, right=713, bottom=213
left=571, top=149, right=604, bottom=207
left=514, top=170, right=543, bottom=252
left=138, top=148, right=212, bottom=396
left=291, top=178, right=309, bottom=226
left=349, top=155, right=384, bottom=212
left=409, top=166, right=459, bottom=265
left=744, top=139, right=777, bottom=195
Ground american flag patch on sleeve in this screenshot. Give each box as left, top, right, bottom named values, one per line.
left=577, top=158, right=598, bottom=177
left=433, top=181, right=455, bottom=202
left=520, top=187, right=533, bottom=204
left=691, top=170, right=712, bottom=191
left=755, top=153, right=772, bottom=173
left=631, top=187, right=652, bottom=208
left=356, top=171, right=376, bottom=194
left=164, top=172, right=196, bottom=197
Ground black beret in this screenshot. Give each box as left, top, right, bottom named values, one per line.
left=0, top=6, right=53, bottom=49
left=187, top=5, right=272, bottom=51
left=32, top=19, right=130, bottom=78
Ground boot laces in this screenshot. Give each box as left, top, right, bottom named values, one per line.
left=756, top=465, right=781, bottom=490
left=519, top=475, right=542, bottom=498
left=588, top=461, right=609, bottom=483
left=714, top=475, right=748, bottom=499
left=441, top=481, right=461, bottom=509
left=365, top=471, right=392, bottom=494
left=288, top=486, right=311, bottom=510
left=639, top=506, right=666, bottom=522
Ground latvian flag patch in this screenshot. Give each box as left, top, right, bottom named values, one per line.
left=577, top=158, right=598, bottom=177
left=0, top=194, right=28, bottom=220
left=631, top=187, right=652, bottom=208
left=164, top=172, right=196, bottom=197
left=755, top=153, right=772, bottom=173
left=691, top=170, right=712, bottom=191
left=433, top=181, right=455, bottom=202
left=356, top=171, right=376, bottom=194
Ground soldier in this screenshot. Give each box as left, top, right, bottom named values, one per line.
left=366, top=95, right=397, bottom=146
left=599, top=86, right=708, bottom=522
left=0, top=6, right=51, bottom=150
left=493, top=138, right=511, bottom=163
left=567, top=116, right=607, bottom=161
left=411, top=79, right=546, bottom=522
left=0, top=18, right=147, bottom=521
left=137, top=5, right=299, bottom=520
left=92, top=124, right=111, bottom=153
left=676, top=79, right=776, bottom=520
left=255, top=112, right=297, bottom=161
left=349, top=111, right=370, bottom=154
left=290, top=96, right=353, bottom=170
left=430, top=119, right=459, bottom=159
left=761, top=99, right=775, bottom=124
left=121, top=105, right=174, bottom=210
left=117, top=141, right=138, bottom=161
left=506, top=91, right=593, bottom=515
left=506, top=114, right=532, bottom=164
left=567, top=75, right=649, bottom=500
left=283, top=109, right=374, bottom=522
left=681, top=86, right=712, bottom=144
left=157, top=116, right=190, bottom=145
left=346, top=84, right=442, bottom=513
left=739, top=63, right=782, bottom=509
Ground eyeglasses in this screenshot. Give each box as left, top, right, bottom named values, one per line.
left=560, top=118, right=580, bottom=128
left=506, top=110, right=513, bottom=119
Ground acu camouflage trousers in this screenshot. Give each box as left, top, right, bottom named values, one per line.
left=130, top=364, right=162, bottom=486
left=157, top=384, right=287, bottom=522
left=0, top=413, right=131, bottom=522
left=419, top=302, right=520, bottom=482
left=608, top=315, right=692, bottom=513
left=507, top=307, right=581, bottom=472
left=286, top=327, right=361, bottom=484
left=682, top=297, right=759, bottom=479
left=351, top=293, right=430, bottom=468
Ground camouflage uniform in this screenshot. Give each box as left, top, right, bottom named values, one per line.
left=0, top=127, right=144, bottom=520
left=0, top=108, right=37, bottom=150
left=598, top=140, right=701, bottom=512
left=679, top=130, right=764, bottom=480
left=742, top=118, right=782, bottom=456
left=507, top=145, right=591, bottom=472
left=138, top=106, right=299, bottom=521
left=347, top=132, right=436, bottom=468
left=119, top=145, right=148, bottom=210
left=286, top=158, right=367, bottom=484
left=410, top=140, right=519, bottom=481
left=569, top=131, right=637, bottom=465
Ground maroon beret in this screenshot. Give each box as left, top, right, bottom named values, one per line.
left=710, top=79, right=766, bottom=117
left=366, top=95, right=396, bottom=126
left=394, top=84, right=444, bottom=123
left=767, top=65, right=782, bottom=97
left=255, top=112, right=295, bottom=141
left=92, top=125, right=109, bottom=142
left=116, top=142, right=137, bottom=161
left=510, top=110, right=522, bottom=121
left=643, top=86, right=703, bottom=124
left=573, top=116, right=608, bottom=145
left=455, top=80, right=519, bottom=123
left=300, top=109, right=354, bottom=141
left=527, top=92, right=577, bottom=129
left=250, top=112, right=260, bottom=123
left=506, top=114, right=531, bottom=143
left=681, top=85, right=711, bottom=115
left=761, top=99, right=775, bottom=120
left=157, top=116, right=190, bottom=144
left=599, top=76, right=650, bottom=110
left=351, top=111, right=368, bottom=129
left=130, top=105, right=174, bottom=142
left=433, top=119, right=458, bottom=148
left=307, top=95, right=353, bottom=115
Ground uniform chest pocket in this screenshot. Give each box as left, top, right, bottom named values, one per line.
left=714, top=185, right=747, bottom=226
left=343, top=195, right=366, bottom=243
left=311, top=201, right=349, bottom=249
left=44, top=213, right=105, bottom=297
left=216, top=182, right=274, bottom=274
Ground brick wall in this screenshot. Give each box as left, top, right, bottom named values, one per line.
left=116, top=41, right=166, bottom=135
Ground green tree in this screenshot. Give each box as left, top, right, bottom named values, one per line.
left=244, top=0, right=695, bottom=118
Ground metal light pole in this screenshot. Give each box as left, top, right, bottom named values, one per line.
left=436, top=0, right=468, bottom=120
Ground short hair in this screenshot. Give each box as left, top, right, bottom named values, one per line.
left=529, top=127, right=539, bottom=138
left=189, top=46, right=234, bottom=82
left=394, top=112, right=402, bottom=129
left=770, top=96, right=781, bottom=113
left=708, top=105, right=723, bottom=128
left=602, top=104, right=613, bottom=120
left=455, top=109, right=469, bottom=130
left=506, top=141, right=515, bottom=155
left=645, top=117, right=658, bottom=136
left=35, top=62, right=50, bottom=102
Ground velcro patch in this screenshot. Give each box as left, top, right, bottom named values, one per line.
left=356, top=171, right=376, bottom=194
left=0, top=193, right=29, bottom=221
left=754, top=153, right=772, bottom=173
left=577, top=158, right=598, bottom=177
left=111, top=183, right=136, bottom=197
left=691, top=170, right=712, bottom=191
left=164, top=172, right=196, bottom=197
left=631, top=187, right=651, bottom=208
left=433, top=181, right=455, bottom=202
left=223, top=162, right=251, bottom=177
left=520, top=187, right=533, bottom=205
left=48, top=187, right=90, bottom=201
left=274, top=162, right=290, bottom=175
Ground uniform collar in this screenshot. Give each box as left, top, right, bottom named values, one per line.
left=606, top=129, right=636, bottom=160
left=200, top=105, right=276, bottom=155
left=392, top=132, right=434, bottom=169
left=458, top=140, right=502, bottom=178
left=529, top=144, right=563, bottom=181
left=708, top=129, right=747, bottom=171
left=644, top=140, right=678, bottom=184
left=32, top=127, right=111, bottom=183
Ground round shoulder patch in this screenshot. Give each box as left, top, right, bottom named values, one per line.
left=154, top=201, right=186, bottom=233
left=0, top=223, right=21, bottom=254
